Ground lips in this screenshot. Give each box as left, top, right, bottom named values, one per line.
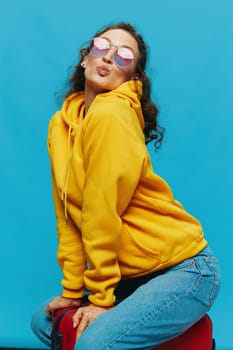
left=97, top=65, right=110, bottom=76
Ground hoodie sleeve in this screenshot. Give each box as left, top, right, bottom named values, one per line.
left=48, top=115, right=86, bottom=299
left=81, top=99, right=146, bottom=307
left=50, top=172, right=86, bottom=299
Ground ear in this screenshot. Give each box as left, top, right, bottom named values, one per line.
left=81, top=55, right=89, bottom=68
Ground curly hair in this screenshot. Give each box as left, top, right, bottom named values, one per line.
left=64, top=22, right=165, bottom=149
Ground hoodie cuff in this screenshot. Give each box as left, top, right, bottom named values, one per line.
left=62, top=287, right=84, bottom=300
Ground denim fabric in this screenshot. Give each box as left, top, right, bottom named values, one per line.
left=31, top=246, right=220, bottom=350
left=31, top=296, right=54, bottom=347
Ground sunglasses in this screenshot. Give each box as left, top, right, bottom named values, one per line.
left=89, top=37, right=135, bottom=68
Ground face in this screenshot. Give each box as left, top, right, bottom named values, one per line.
left=82, top=29, right=139, bottom=96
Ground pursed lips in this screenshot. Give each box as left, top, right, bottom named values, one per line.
left=96, top=65, right=111, bottom=77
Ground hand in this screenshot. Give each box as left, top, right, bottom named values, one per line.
left=73, top=304, right=109, bottom=340
left=45, top=296, right=81, bottom=316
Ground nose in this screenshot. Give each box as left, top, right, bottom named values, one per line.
left=102, top=46, right=116, bottom=64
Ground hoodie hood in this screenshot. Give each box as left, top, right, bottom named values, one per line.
left=61, top=80, right=144, bottom=135
left=100, top=80, right=144, bottom=130
left=61, top=91, right=85, bottom=136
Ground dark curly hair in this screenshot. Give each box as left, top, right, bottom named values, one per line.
left=64, top=22, right=165, bottom=149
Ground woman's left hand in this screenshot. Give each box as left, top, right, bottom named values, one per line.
left=73, top=304, right=109, bottom=340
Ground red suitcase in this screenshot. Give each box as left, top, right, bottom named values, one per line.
left=153, top=314, right=215, bottom=350
left=51, top=307, right=215, bottom=350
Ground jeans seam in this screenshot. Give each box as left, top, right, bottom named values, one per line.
left=203, top=257, right=221, bottom=303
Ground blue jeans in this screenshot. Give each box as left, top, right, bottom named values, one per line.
left=31, top=246, right=220, bottom=350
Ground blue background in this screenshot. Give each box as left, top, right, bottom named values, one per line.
left=0, top=0, right=232, bottom=349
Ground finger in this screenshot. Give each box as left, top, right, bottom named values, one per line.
left=76, top=316, right=89, bottom=340
left=72, top=310, right=83, bottom=328
left=45, top=303, right=53, bottom=316
left=44, top=297, right=62, bottom=315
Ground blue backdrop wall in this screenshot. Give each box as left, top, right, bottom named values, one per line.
left=1, top=0, right=232, bottom=349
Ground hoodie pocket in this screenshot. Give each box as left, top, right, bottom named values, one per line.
left=118, top=224, right=160, bottom=277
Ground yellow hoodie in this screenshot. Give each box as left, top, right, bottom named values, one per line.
left=48, top=80, right=207, bottom=307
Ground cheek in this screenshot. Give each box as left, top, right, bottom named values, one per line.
left=118, top=68, right=136, bottom=82
left=84, top=56, right=96, bottom=73
left=84, top=63, right=96, bottom=80
left=119, top=61, right=137, bottom=80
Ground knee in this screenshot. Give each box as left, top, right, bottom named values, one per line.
left=30, top=301, right=53, bottom=347
left=30, top=309, right=45, bottom=336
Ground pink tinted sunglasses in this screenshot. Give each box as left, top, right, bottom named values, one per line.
left=89, top=37, right=135, bottom=68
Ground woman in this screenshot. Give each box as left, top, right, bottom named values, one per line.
left=31, top=22, right=220, bottom=349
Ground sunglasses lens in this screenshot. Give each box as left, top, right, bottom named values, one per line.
left=91, top=37, right=110, bottom=57
left=115, top=47, right=134, bottom=67
left=90, top=37, right=135, bottom=68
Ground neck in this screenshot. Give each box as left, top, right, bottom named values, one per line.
left=84, top=88, right=96, bottom=114
left=84, top=83, right=109, bottom=115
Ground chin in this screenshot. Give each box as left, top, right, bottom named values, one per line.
left=94, top=82, right=117, bottom=93
left=86, top=77, right=121, bottom=94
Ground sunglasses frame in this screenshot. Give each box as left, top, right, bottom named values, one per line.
left=89, top=37, right=135, bottom=68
